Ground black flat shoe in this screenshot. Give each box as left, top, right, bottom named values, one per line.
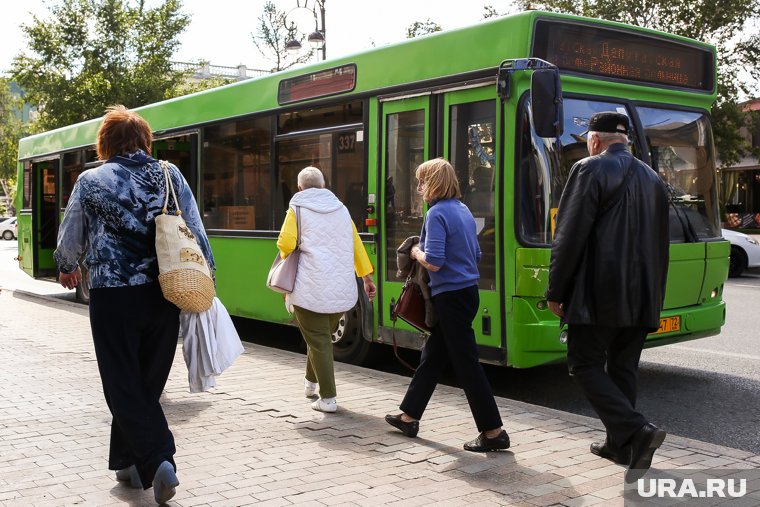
left=463, top=430, right=510, bottom=452
left=385, top=413, right=419, bottom=438
left=625, top=423, right=666, bottom=484
left=590, top=440, right=629, bottom=466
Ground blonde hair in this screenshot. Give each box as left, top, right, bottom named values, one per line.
left=96, top=105, right=152, bottom=161
left=415, top=158, right=461, bottom=203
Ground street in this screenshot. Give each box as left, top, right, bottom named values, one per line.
left=2, top=238, right=759, bottom=454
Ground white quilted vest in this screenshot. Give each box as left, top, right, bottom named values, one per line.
left=286, top=188, right=358, bottom=314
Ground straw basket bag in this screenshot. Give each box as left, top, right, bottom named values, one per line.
left=155, top=160, right=215, bottom=312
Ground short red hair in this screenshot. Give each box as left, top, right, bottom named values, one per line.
left=96, top=105, right=153, bottom=161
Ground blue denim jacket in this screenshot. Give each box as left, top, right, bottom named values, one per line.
left=54, top=150, right=215, bottom=288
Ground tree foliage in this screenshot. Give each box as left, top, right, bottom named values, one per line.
left=511, top=0, right=760, bottom=167
left=0, top=79, right=23, bottom=182
left=252, top=1, right=314, bottom=72
left=406, top=20, right=442, bottom=39
left=0, top=78, right=24, bottom=215
left=11, top=0, right=191, bottom=132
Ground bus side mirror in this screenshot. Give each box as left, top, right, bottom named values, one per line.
left=531, top=69, right=564, bottom=138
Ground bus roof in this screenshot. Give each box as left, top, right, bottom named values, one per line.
left=18, top=10, right=716, bottom=160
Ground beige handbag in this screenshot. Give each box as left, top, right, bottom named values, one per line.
left=266, top=206, right=301, bottom=293
left=155, top=160, right=215, bottom=312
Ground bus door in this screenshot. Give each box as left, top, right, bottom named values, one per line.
left=153, top=133, right=199, bottom=196
left=377, top=96, right=430, bottom=349
left=441, top=88, right=504, bottom=361
left=31, top=158, right=60, bottom=278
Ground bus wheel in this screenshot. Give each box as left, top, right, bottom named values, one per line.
left=332, top=305, right=371, bottom=365
left=75, top=266, right=90, bottom=304
left=728, top=246, right=747, bottom=278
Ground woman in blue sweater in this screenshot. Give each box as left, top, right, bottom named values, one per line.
left=385, top=158, right=509, bottom=452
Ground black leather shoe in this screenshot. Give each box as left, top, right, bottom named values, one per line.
left=590, top=440, right=629, bottom=465
left=625, top=423, right=667, bottom=484
left=385, top=413, right=419, bottom=438
left=463, top=430, right=510, bottom=452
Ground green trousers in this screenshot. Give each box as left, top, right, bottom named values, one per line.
left=293, top=306, right=342, bottom=399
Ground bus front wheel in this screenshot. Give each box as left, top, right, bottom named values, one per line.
left=332, top=305, right=371, bottom=365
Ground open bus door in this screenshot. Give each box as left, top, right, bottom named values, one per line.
left=29, top=158, right=60, bottom=279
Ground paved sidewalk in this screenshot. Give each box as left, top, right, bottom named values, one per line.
left=0, top=289, right=758, bottom=507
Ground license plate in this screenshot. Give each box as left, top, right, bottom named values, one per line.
left=652, top=316, right=680, bottom=335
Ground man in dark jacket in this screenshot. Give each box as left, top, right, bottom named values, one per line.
left=547, top=112, right=670, bottom=484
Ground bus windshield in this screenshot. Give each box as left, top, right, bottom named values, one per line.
left=517, top=98, right=721, bottom=245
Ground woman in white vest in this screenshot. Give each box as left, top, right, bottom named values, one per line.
left=276, top=167, right=376, bottom=412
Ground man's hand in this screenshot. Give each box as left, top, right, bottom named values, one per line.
left=59, top=267, right=82, bottom=290
left=548, top=300, right=565, bottom=318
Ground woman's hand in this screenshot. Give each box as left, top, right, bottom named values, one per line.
left=363, top=275, right=376, bottom=302
left=410, top=245, right=440, bottom=273
left=59, top=267, right=82, bottom=290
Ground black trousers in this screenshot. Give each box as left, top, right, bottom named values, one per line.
left=400, top=285, right=502, bottom=432
left=567, top=324, right=649, bottom=448
left=89, top=282, right=179, bottom=489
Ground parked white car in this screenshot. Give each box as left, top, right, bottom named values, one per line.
left=723, top=228, right=760, bottom=277
left=0, top=217, right=17, bottom=240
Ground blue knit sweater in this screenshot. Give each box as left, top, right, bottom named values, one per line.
left=420, top=198, right=481, bottom=296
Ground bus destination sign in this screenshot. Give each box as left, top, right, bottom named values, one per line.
left=532, top=20, right=714, bottom=91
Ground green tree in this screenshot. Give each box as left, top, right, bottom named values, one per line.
left=406, top=19, right=442, bottom=39
left=509, top=0, right=760, bottom=168
left=0, top=79, right=24, bottom=215
left=252, top=1, right=314, bottom=72
left=11, top=0, right=191, bottom=132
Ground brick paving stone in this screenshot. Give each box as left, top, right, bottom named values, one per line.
left=2, top=289, right=759, bottom=506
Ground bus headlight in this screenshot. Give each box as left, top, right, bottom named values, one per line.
left=559, top=330, right=568, bottom=344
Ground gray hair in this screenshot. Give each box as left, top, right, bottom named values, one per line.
left=591, top=131, right=629, bottom=146
left=297, top=166, right=325, bottom=189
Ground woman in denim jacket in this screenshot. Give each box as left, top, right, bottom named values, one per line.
left=55, top=105, right=214, bottom=504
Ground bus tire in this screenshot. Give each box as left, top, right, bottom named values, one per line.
left=728, top=246, right=747, bottom=278
left=332, top=305, right=371, bottom=365
left=75, top=266, right=90, bottom=304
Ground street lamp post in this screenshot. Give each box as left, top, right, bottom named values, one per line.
left=285, top=0, right=326, bottom=61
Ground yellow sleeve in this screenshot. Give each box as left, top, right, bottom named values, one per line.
left=276, top=208, right=297, bottom=258
left=353, top=222, right=374, bottom=277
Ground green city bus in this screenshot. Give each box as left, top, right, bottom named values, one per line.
left=16, top=11, right=728, bottom=368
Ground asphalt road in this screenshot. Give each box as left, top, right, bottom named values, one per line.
left=2, top=238, right=758, bottom=453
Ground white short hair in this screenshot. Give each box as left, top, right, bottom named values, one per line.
left=591, top=131, right=629, bottom=145
left=297, top=166, right=325, bottom=189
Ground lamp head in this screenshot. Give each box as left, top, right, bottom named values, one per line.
left=285, top=39, right=303, bottom=53
left=307, top=30, right=325, bottom=49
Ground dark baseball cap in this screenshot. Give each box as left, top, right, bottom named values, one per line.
left=583, top=112, right=630, bottom=135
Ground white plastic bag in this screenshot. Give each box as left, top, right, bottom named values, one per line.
left=180, top=297, right=244, bottom=393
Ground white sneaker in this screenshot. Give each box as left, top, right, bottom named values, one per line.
left=304, top=379, right=318, bottom=398
left=311, top=398, right=337, bottom=413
